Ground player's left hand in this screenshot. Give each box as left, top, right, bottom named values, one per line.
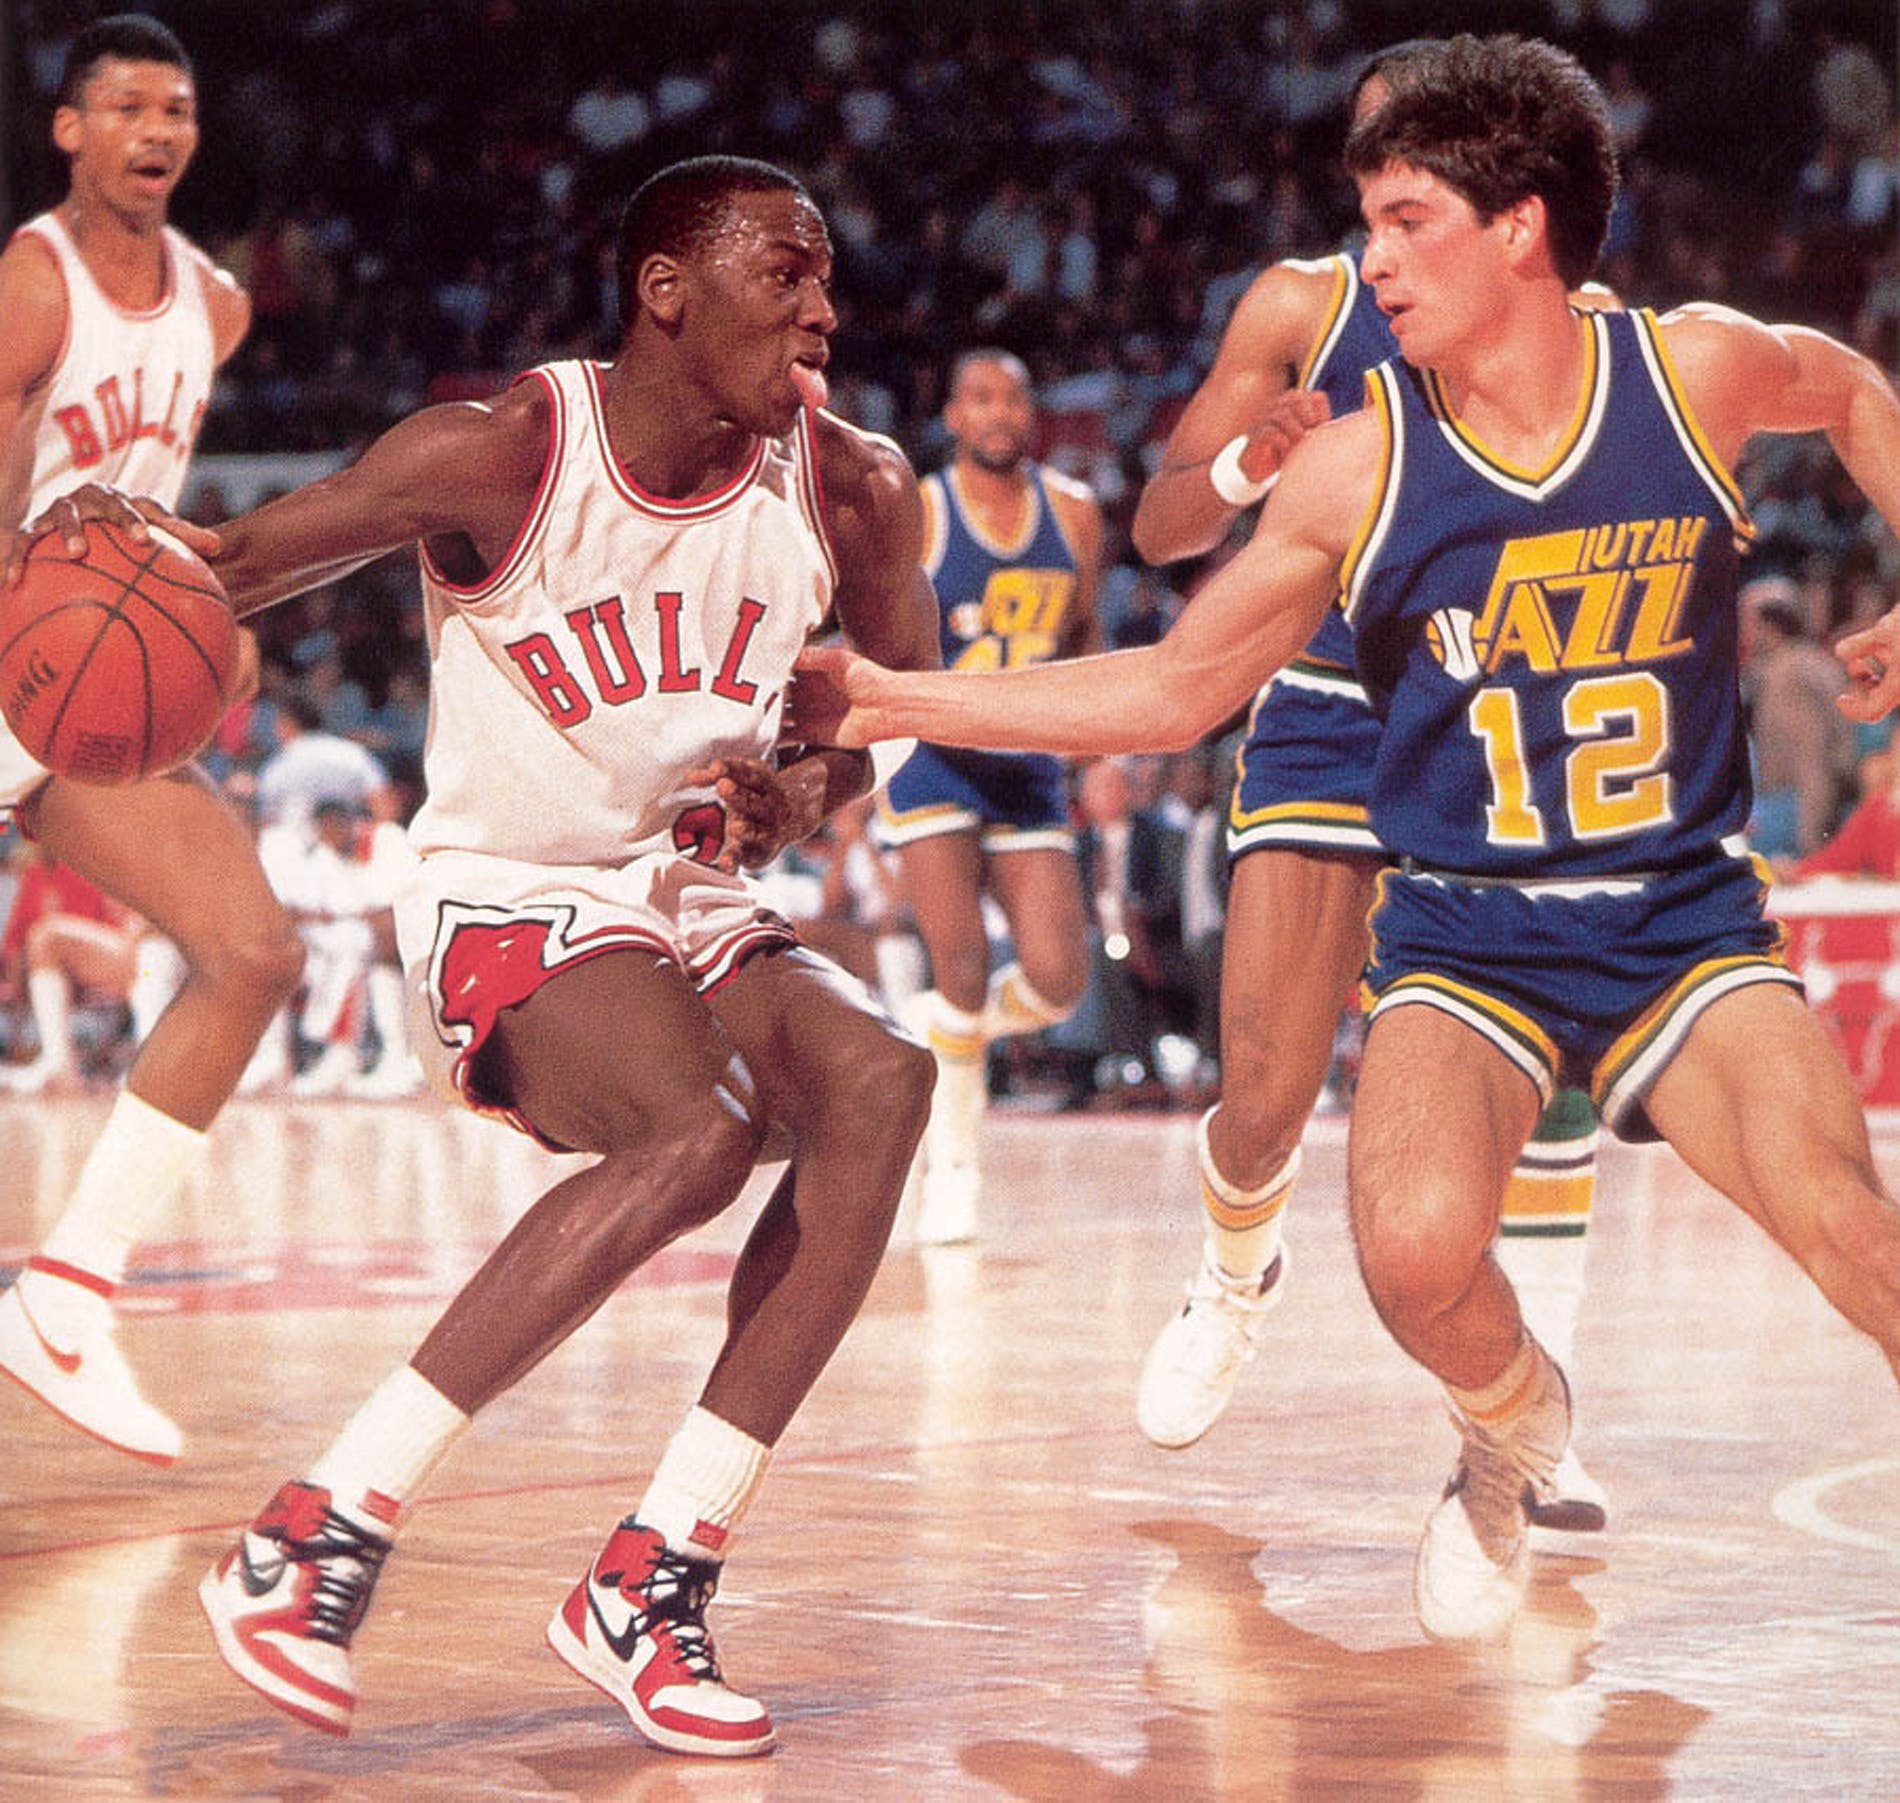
left=1, top=483, right=222, bottom=588
left=690, top=754, right=820, bottom=872
left=1836, top=609, right=1900, bottom=722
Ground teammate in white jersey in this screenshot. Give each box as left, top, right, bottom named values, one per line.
left=0, top=15, right=302, bottom=1465
left=48, top=156, right=941, bottom=1755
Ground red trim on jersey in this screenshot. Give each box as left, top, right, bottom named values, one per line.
left=581, top=361, right=767, bottom=519
left=419, top=366, right=566, bottom=601
left=794, top=406, right=841, bottom=589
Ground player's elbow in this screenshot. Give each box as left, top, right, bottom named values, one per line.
left=1130, top=501, right=1210, bottom=570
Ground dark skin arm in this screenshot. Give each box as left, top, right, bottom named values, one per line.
left=704, top=409, right=941, bottom=869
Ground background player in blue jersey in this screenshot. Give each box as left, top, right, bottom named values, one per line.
left=1129, top=41, right=1605, bottom=1535
left=792, top=33, right=1900, bottom=1646
left=876, top=349, right=1102, bottom=1243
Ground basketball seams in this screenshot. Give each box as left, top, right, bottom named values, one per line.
left=2, top=519, right=234, bottom=783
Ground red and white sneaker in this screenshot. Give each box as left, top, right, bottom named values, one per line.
left=0, top=1260, right=182, bottom=1463
left=547, top=1517, right=775, bottom=1758
left=199, top=1479, right=392, bottom=1735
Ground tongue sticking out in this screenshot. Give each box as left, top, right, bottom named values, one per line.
left=789, top=362, right=829, bottom=411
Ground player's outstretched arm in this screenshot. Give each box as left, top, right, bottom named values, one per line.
left=790, top=407, right=1376, bottom=758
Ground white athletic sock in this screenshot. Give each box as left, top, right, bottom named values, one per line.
left=978, top=962, right=1071, bottom=1040
left=25, top=968, right=72, bottom=1076
left=307, top=1364, right=472, bottom=1535
left=366, top=966, right=411, bottom=1066
left=922, top=994, right=986, bottom=1173
left=1446, top=1334, right=1554, bottom=1440
left=637, top=1406, right=772, bottom=1563
left=1199, top=1108, right=1298, bottom=1282
left=1496, top=1097, right=1598, bottom=1368
left=129, top=937, right=184, bottom=1046
left=37, top=1089, right=205, bottom=1287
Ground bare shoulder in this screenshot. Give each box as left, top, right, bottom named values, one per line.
left=0, top=230, right=68, bottom=390
left=1040, top=461, right=1103, bottom=547
left=197, top=259, right=253, bottom=364
left=811, top=408, right=922, bottom=535
left=1218, top=255, right=1346, bottom=358
left=1271, top=406, right=1384, bottom=557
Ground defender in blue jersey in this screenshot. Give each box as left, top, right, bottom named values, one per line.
left=1129, top=39, right=1606, bottom=1534
left=792, top=35, right=1900, bottom=1647
left=876, top=349, right=1102, bottom=1243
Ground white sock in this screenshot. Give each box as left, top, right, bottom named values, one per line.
left=922, top=994, right=986, bottom=1172
left=978, top=962, right=1071, bottom=1040
left=37, top=1089, right=205, bottom=1287
left=1200, top=1108, right=1298, bottom=1282
left=1496, top=1100, right=1597, bottom=1368
left=366, top=966, right=411, bottom=1066
left=307, top=1364, right=471, bottom=1535
left=637, top=1406, right=772, bottom=1563
left=129, top=937, right=184, bottom=1046
left=25, top=968, right=72, bottom=1075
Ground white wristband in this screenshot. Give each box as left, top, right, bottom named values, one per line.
left=867, top=736, right=918, bottom=791
left=1209, top=434, right=1277, bottom=509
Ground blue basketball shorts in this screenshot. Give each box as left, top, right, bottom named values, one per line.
left=874, top=743, right=1073, bottom=853
left=1361, top=850, right=1800, bottom=1141
left=1227, top=661, right=1383, bottom=861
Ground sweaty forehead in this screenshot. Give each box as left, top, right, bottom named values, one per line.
left=82, top=57, right=196, bottom=106
left=705, top=189, right=831, bottom=261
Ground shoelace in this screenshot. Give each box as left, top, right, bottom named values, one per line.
left=286, top=1510, right=391, bottom=1645
left=624, top=1546, right=724, bottom=1682
left=1181, top=1254, right=1279, bottom=1319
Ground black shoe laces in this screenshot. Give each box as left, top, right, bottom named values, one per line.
left=626, top=1544, right=724, bottom=1682
left=287, top=1509, right=391, bottom=1646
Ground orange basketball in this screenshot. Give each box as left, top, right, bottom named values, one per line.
left=0, top=519, right=239, bottom=786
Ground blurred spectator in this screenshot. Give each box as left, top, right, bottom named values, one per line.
left=256, top=691, right=399, bottom=830
left=1789, top=747, right=1900, bottom=881
left=1742, top=576, right=1859, bottom=856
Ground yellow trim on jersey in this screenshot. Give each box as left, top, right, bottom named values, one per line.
left=946, top=463, right=1042, bottom=561
left=1338, top=365, right=1401, bottom=623
left=919, top=474, right=950, bottom=578
left=1295, top=255, right=1355, bottom=391
left=1630, top=309, right=1754, bottom=538
left=1423, top=312, right=1602, bottom=487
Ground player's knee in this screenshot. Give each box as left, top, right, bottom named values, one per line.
left=1356, top=1202, right=1481, bottom=1327
left=202, top=912, right=305, bottom=1007
left=815, top=1025, right=934, bottom=1162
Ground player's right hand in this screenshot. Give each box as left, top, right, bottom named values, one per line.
left=2, top=483, right=222, bottom=587
left=1238, top=390, right=1332, bottom=485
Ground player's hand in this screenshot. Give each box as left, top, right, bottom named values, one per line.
left=1238, top=389, right=1332, bottom=484
left=689, top=754, right=817, bottom=872
left=1, top=484, right=222, bottom=587
left=1836, top=609, right=1900, bottom=722
left=785, top=645, right=880, bottom=749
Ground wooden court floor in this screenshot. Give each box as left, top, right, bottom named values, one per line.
left=3, top=1095, right=1899, bottom=1800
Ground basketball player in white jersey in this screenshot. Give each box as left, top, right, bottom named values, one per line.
left=0, top=16, right=302, bottom=1464
left=43, top=156, right=942, bottom=1755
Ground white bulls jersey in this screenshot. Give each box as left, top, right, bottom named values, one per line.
left=409, top=359, right=836, bottom=868
left=4, top=210, right=217, bottom=522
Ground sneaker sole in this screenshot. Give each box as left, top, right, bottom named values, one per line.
left=545, top=1603, right=776, bottom=1758
left=197, top=1569, right=352, bottom=1736
left=1525, top=1490, right=1608, bottom=1534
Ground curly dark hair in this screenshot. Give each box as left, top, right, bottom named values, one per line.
left=1343, top=34, right=1618, bottom=291
left=57, top=14, right=192, bottom=110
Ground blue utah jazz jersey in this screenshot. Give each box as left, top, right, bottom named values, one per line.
left=1295, top=255, right=1399, bottom=669
left=922, top=464, right=1079, bottom=672
left=1342, top=308, right=1755, bottom=878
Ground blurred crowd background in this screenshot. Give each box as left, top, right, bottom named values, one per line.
left=1, top=0, right=1896, bottom=1101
